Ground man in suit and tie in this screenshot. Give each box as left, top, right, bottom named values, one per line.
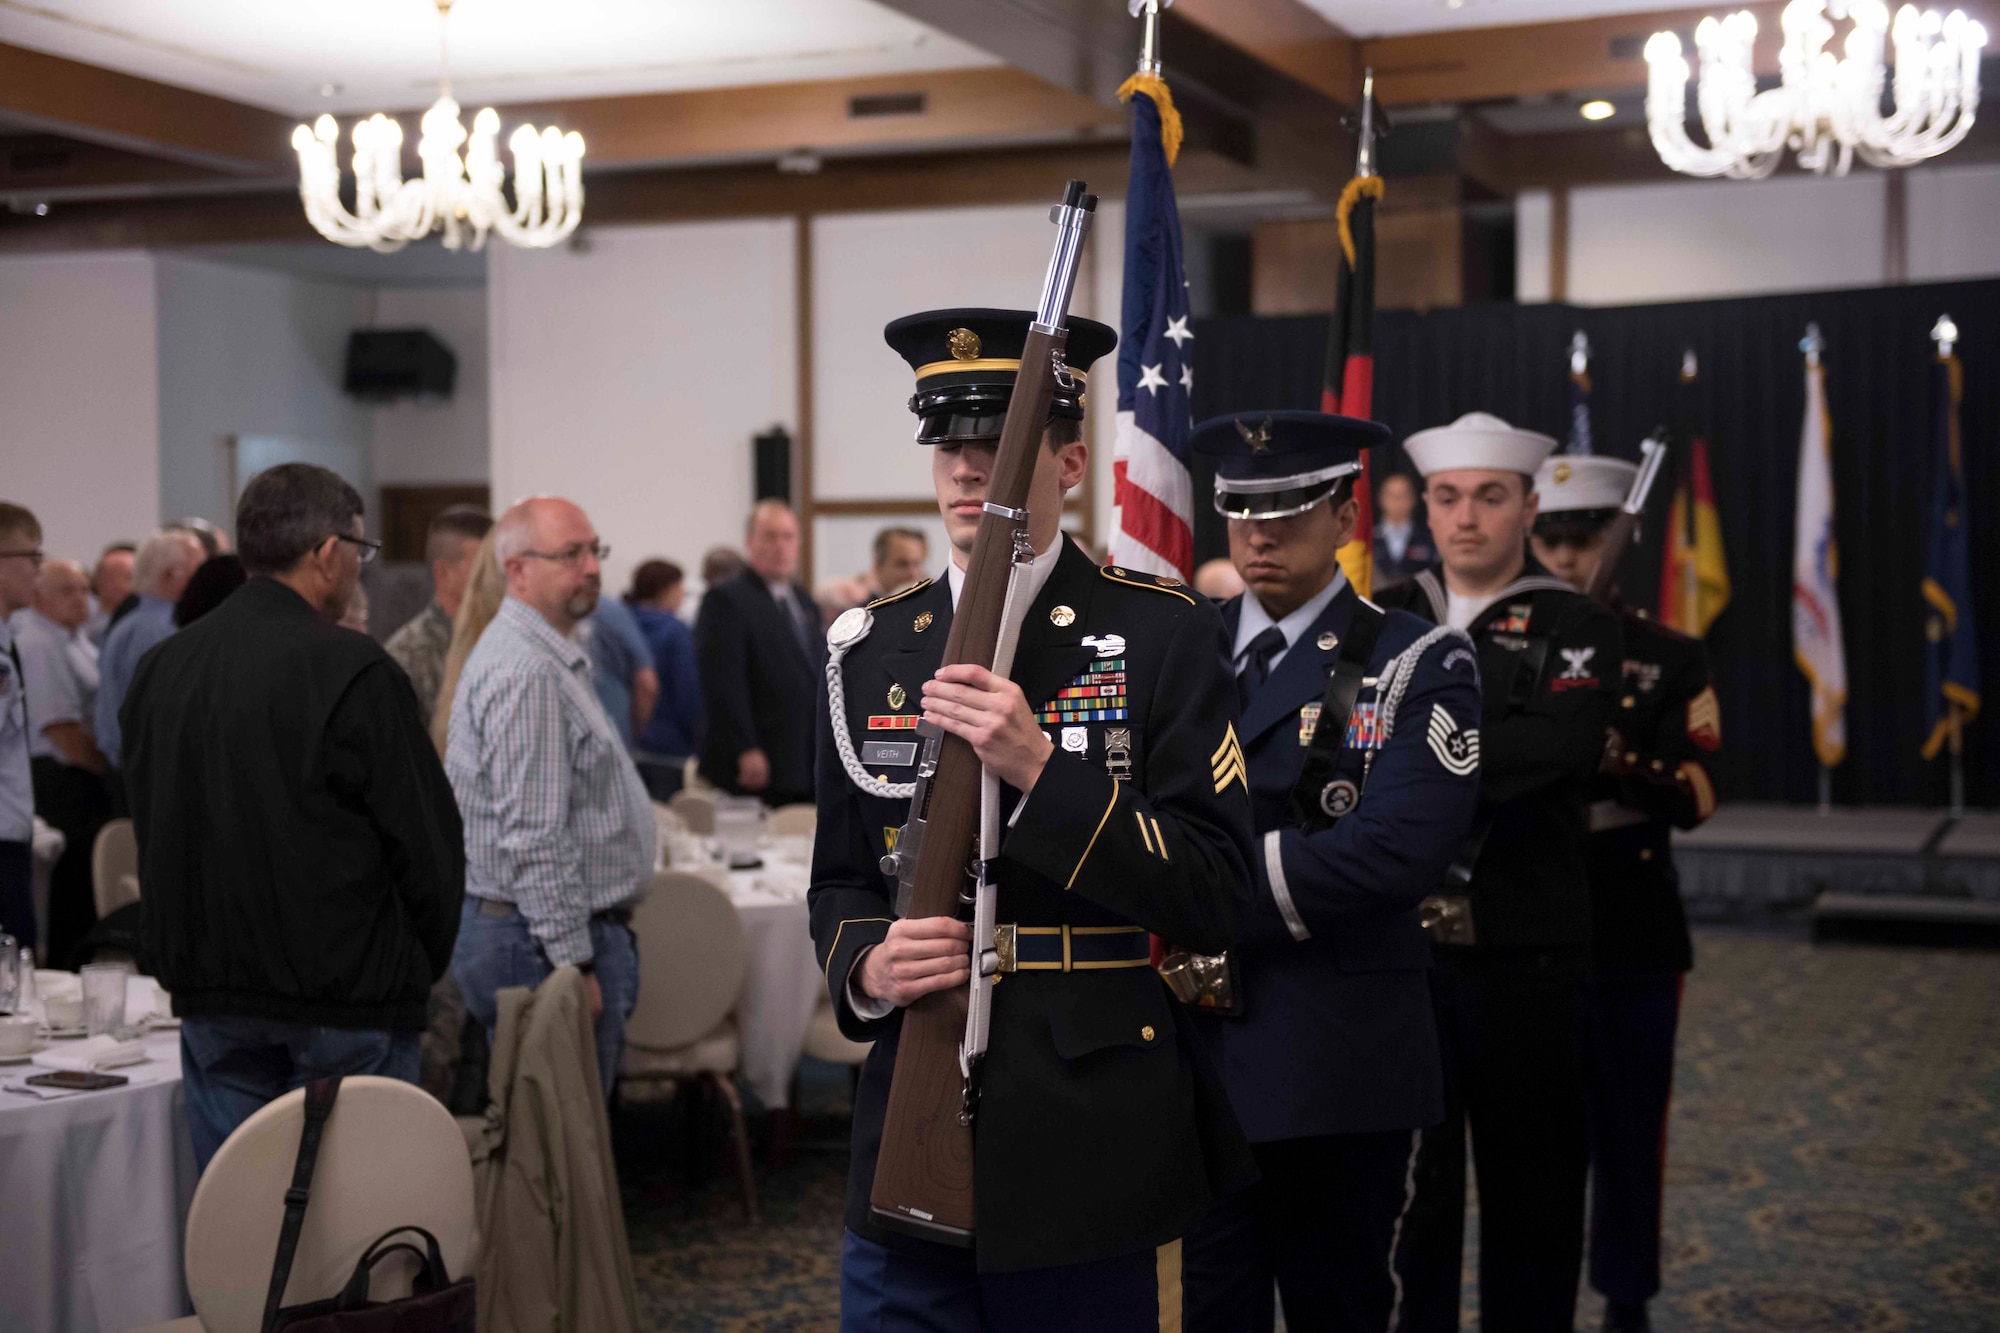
left=1178, top=412, right=1484, bottom=1332
left=696, top=499, right=823, bottom=806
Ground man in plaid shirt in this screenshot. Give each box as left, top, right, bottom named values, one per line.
left=447, top=496, right=656, bottom=1096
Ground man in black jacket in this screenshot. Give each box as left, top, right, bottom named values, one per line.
left=695, top=499, right=823, bottom=806
left=123, top=463, right=464, bottom=1171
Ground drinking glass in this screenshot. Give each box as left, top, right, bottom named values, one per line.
left=714, top=796, right=764, bottom=869
left=81, top=962, right=132, bottom=1038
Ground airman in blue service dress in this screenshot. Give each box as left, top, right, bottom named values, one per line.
left=808, top=309, right=1257, bottom=1332
left=1173, top=412, right=1484, bottom=1333
left=1374, top=413, right=1625, bottom=1333
left=1532, top=455, right=1721, bottom=1333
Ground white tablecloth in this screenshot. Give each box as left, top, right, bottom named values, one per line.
left=0, top=1029, right=195, bottom=1333
left=682, top=854, right=821, bottom=1111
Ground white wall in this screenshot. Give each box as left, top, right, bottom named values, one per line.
left=155, top=256, right=375, bottom=525
left=0, top=252, right=161, bottom=564
left=1907, top=162, right=2000, bottom=282
left=488, top=218, right=797, bottom=599
left=369, top=285, right=491, bottom=497
left=1516, top=162, right=2000, bottom=305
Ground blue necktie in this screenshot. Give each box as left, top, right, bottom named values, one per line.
left=1237, top=626, right=1287, bottom=712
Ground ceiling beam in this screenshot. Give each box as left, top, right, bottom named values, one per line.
left=495, top=66, right=1123, bottom=170
left=1170, top=0, right=1360, bottom=106
left=0, top=42, right=294, bottom=173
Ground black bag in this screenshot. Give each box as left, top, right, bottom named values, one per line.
left=260, top=1077, right=477, bottom=1333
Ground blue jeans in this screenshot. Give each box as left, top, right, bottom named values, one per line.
left=450, top=897, right=638, bottom=1100
left=180, top=1015, right=420, bottom=1174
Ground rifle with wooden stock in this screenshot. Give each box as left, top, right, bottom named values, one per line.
left=1584, top=433, right=1669, bottom=605
left=868, top=180, right=1100, bottom=1246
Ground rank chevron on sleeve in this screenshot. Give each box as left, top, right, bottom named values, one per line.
left=1427, top=704, right=1480, bottom=777
left=1211, top=722, right=1248, bottom=793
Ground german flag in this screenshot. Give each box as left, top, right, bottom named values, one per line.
left=1657, top=356, right=1731, bottom=637
left=1323, top=167, right=1381, bottom=597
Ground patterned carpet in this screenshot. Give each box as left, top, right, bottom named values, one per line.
left=621, top=928, right=2000, bottom=1331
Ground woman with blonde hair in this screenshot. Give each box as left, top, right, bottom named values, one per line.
left=430, top=528, right=505, bottom=755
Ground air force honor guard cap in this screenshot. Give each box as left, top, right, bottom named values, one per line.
left=1190, top=410, right=1390, bottom=519
left=1533, top=454, right=1637, bottom=535
left=1403, top=411, right=1557, bottom=480
left=885, top=308, right=1118, bottom=445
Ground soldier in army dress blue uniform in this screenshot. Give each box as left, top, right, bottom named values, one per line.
left=1375, top=413, right=1625, bottom=1333
left=1173, top=411, right=1484, bottom=1333
left=1531, top=453, right=1722, bottom=1333
left=808, top=309, right=1259, bottom=1331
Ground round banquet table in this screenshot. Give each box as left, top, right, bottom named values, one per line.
left=0, top=1029, right=196, bottom=1333
left=679, top=849, right=824, bottom=1111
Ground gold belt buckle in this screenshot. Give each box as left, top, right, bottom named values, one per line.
left=994, top=923, right=1017, bottom=975
left=1419, top=894, right=1477, bottom=946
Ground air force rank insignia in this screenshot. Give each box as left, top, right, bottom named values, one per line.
left=1427, top=704, right=1480, bottom=777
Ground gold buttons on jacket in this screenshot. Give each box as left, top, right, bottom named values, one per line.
left=1141, top=1025, right=1156, bottom=1042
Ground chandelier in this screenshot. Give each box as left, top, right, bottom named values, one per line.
left=290, top=0, right=584, bottom=251
left=1642, top=2, right=1986, bottom=178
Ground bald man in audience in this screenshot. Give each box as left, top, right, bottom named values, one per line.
left=1194, top=556, right=1246, bottom=601
left=447, top=497, right=656, bottom=1097
left=14, top=559, right=112, bottom=965
left=695, top=500, right=823, bottom=807
left=96, top=528, right=202, bottom=780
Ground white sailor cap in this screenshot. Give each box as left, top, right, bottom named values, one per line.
left=1534, top=454, right=1637, bottom=519
left=1403, top=412, right=1556, bottom=480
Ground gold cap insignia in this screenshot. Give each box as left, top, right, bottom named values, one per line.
left=888, top=683, right=906, bottom=709
left=1050, top=604, right=1077, bottom=628
left=1317, top=631, right=1338, bottom=651
left=1235, top=416, right=1274, bottom=454
left=948, top=327, right=982, bottom=361
left=1552, top=461, right=1573, bottom=485
left=913, top=610, right=933, bottom=633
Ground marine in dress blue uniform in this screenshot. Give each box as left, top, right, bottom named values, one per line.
left=809, top=310, right=1258, bottom=1332
left=1374, top=414, right=1625, bottom=1333
left=1530, top=455, right=1721, bottom=1333
left=1175, top=413, right=1484, bottom=1333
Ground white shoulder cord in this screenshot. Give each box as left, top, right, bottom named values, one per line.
left=826, top=623, right=917, bottom=800
left=1374, top=625, right=1473, bottom=743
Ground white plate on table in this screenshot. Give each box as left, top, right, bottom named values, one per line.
left=0, top=1051, right=35, bottom=1065
left=44, top=1027, right=88, bottom=1040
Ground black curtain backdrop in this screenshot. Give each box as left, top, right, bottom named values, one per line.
left=1189, top=278, right=2000, bottom=810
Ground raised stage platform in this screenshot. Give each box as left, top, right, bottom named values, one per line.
left=1674, top=804, right=2000, bottom=918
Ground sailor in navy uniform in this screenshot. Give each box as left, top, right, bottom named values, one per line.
left=1374, top=413, right=1624, bottom=1333
left=1174, top=412, right=1483, bottom=1333
left=809, top=309, right=1258, bottom=1331
left=1531, top=454, right=1720, bottom=1333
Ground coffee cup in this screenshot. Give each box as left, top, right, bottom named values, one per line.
left=42, top=993, right=82, bottom=1029
left=0, top=1016, right=37, bottom=1058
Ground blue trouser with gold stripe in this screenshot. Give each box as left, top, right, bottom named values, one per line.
left=840, top=1230, right=1184, bottom=1332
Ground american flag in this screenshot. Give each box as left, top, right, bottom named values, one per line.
left=1110, top=78, right=1195, bottom=581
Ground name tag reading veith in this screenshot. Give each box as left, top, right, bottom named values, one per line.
left=861, top=740, right=920, bottom=767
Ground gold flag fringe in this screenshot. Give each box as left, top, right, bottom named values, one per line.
left=1117, top=72, right=1183, bottom=168
left=1335, top=174, right=1385, bottom=269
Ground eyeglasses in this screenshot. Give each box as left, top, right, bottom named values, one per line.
left=520, top=540, right=610, bottom=568
left=332, top=533, right=383, bottom=565
left=0, top=548, right=44, bottom=567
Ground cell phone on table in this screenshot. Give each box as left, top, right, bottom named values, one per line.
left=25, top=1070, right=130, bottom=1091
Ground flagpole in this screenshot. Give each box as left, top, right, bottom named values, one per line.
left=1679, top=349, right=1698, bottom=631
left=1132, top=0, right=1166, bottom=76
left=1929, top=313, right=1966, bottom=819
left=1800, top=322, right=1834, bottom=816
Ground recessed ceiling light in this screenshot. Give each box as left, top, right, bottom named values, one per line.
left=1580, top=100, right=1616, bottom=121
